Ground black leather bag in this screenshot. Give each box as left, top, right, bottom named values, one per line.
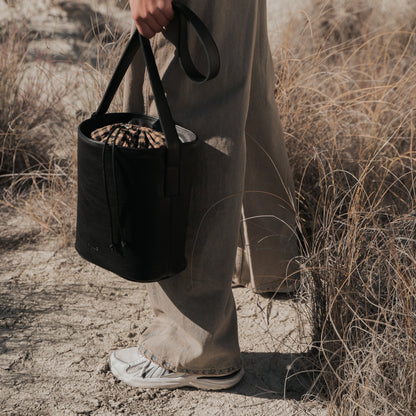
left=75, top=2, right=220, bottom=282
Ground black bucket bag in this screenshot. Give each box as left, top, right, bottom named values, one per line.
left=75, top=2, right=220, bottom=282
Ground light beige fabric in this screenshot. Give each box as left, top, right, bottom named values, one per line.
left=123, top=0, right=299, bottom=375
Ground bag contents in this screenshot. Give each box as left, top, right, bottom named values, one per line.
left=91, top=123, right=167, bottom=149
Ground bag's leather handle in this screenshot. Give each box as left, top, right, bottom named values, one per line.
left=175, top=2, right=220, bottom=83
left=93, top=1, right=220, bottom=117
left=138, top=34, right=181, bottom=196
left=92, top=2, right=220, bottom=196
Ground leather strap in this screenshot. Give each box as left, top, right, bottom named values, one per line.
left=175, top=2, right=220, bottom=83
left=92, top=1, right=220, bottom=196
left=93, top=29, right=141, bottom=118
left=139, top=34, right=181, bottom=196
left=93, top=1, right=220, bottom=117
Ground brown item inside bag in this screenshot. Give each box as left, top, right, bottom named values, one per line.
left=91, top=123, right=167, bottom=149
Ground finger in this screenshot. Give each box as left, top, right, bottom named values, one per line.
left=139, top=13, right=163, bottom=34
left=152, top=8, right=170, bottom=28
left=160, top=1, right=174, bottom=21
left=136, top=21, right=156, bottom=38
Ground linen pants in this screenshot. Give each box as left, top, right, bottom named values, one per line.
left=123, top=0, right=299, bottom=375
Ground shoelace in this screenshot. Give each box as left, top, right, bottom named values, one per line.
left=140, top=360, right=172, bottom=378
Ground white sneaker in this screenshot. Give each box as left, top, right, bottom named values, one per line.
left=109, top=347, right=244, bottom=390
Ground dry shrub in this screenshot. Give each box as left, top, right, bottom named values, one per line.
left=0, top=14, right=127, bottom=245
left=276, top=1, right=416, bottom=414
left=0, top=26, right=60, bottom=179
left=0, top=24, right=77, bottom=243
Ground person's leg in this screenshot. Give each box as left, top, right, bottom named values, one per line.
left=118, top=0, right=261, bottom=378
left=233, top=2, right=300, bottom=294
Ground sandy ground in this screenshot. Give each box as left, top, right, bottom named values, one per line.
left=1, top=210, right=325, bottom=415
left=0, top=1, right=326, bottom=414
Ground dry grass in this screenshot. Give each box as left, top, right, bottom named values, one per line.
left=0, top=26, right=61, bottom=181
left=0, top=14, right=126, bottom=244
left=276, top=0, right=416, bottom=414
left=0, top=24, right=78, bottom=243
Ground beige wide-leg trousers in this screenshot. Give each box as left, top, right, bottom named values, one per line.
left=123, top=0, right=299, bottom=375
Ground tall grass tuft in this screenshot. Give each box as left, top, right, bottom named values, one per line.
left=1, top=26, right=52, bottom=179
left=276, top=1, right=416, bottom=414
left=0, top=16, right=126, bottom=244
left=0, top=24, right=77, bottom=242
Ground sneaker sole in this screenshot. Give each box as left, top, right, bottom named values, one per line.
left=110, top=353, right=244, bottom=390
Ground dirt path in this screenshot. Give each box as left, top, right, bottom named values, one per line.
left=0, top=209, right=326, bottom=415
